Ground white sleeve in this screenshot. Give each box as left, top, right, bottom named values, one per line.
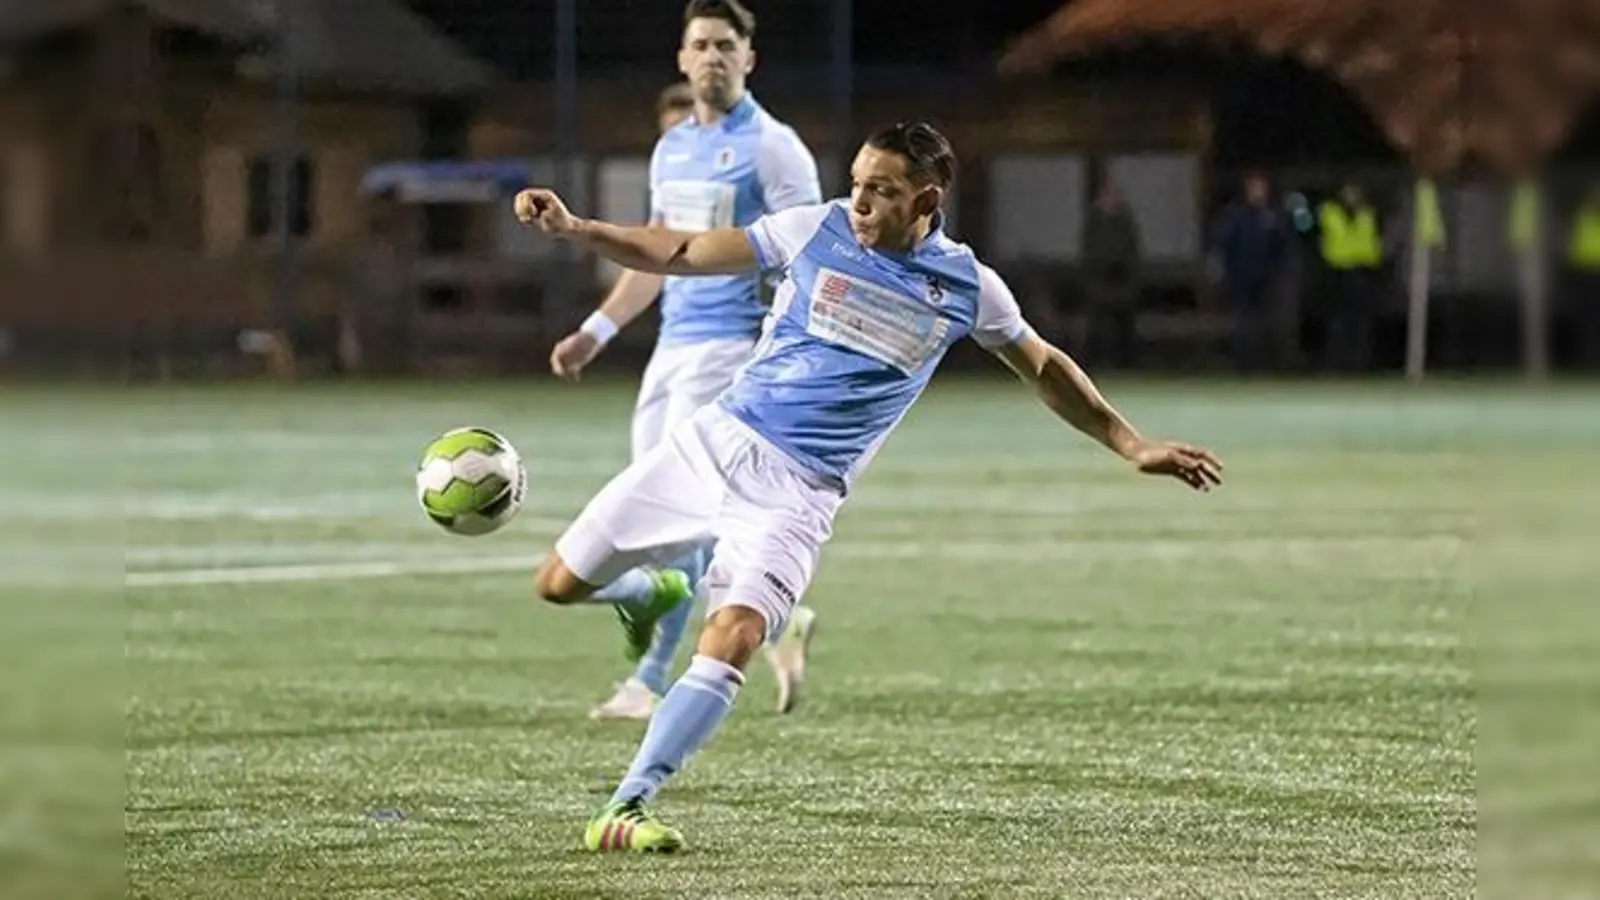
left=743, top=202, right=833, bottom=271
left=971, top=263, right=1034, bottom=350
left=756, top=122, right=823, bottom=212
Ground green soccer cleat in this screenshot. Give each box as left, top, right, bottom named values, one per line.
left=583, top=798, right=685, bottom=853
left=614, top=569, right=692, bottom=663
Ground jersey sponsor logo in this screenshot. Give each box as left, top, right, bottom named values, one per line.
left=806, top=266, right=949, bottom=373
left=657, top=180, right=736, bottom=232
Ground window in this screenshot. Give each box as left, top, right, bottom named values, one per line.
left=1105, top=153, right=1203, bottom=263
left=246, top=154, right=314, bottom=237
left=988, top=155, right=1087, bottom=262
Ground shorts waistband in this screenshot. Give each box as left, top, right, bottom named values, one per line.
left=702, top=405, right=845, bottom=496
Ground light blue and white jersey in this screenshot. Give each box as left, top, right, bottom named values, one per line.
left=651, top=93, right=821, bottom=345
left=721, top=201, right=1033, bottom=489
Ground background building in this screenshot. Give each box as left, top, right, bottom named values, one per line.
left=2, top=0, right=1597, bottom=377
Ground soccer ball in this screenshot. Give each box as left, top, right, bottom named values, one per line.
left=415, top=427, right=527, bottom=536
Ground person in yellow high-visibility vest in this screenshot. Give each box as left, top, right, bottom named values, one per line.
left=1316, top=181, right=1385, bottom=373
left=1564, top=186, right=1600, bottom=369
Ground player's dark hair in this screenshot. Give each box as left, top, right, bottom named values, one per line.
left=657, top=82, right=694, bottom=117
left=863, top=121, right=957, bottom=189
left=683, top=0, right=756, bottom=40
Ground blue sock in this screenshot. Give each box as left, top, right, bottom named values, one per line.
left=630, top=545, right=710, bottom=693
left=585, top=567, right=654, bottom=607
left=611, top=655, right=743, bottom=804
left=632, top=593, right=691, bottom=695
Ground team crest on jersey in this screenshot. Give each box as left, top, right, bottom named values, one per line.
left=923, top=276, right=945, bottom=305
left=714, top=147, right=736, bottom=170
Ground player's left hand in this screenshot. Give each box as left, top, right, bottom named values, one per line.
left=1129, top=440, right=1224, bottom=491
left=549, top=330, right=602, bottom=382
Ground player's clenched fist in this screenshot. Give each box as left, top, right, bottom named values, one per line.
left=514, top=188, right=580, bottom=236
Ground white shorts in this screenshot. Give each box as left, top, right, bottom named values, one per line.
left=630, top=337, right=756, bottom=461
left=556, top=405, right=843, bottom=640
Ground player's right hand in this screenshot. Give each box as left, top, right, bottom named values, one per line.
left=549, top=331, right=602, bottom=382
left=514, top=188, right=579, bottom=236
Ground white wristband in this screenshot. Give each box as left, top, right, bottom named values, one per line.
left=580, top=311, right=620, bottom=346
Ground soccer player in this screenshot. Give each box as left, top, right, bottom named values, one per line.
left=514, top=122, right=1224, bottom=853
left=655, top=82, right=694, bottom=132
left=546, top=0, right=824, bottom=721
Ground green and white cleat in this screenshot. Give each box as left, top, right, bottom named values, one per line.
left=765, top=605, right=817, bottom=714
left=614, top=569, right=692, bottom=663
left=584, top=798, right=684, bottom=853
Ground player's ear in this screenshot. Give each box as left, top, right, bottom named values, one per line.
left=743, top=46, right=756, bottom=76
left=677, top=46, right=692, bottom=77
left=913, top=184, right=943, bottom=219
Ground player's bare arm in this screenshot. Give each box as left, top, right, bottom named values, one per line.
left=992, top=332, right=1224, bottom=491
left=595, top=269, right=667, bottom=328
left=515, top=188, right=758, bottom=276
left=584, top=210, right=673, bottom=332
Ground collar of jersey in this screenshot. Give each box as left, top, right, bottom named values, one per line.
left=692, top=92, right=758, bottom=132
left=860, top=210, right=948, bottom=261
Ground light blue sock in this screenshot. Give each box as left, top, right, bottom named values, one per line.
left=632, top=593, right=691, bottom=695
left=630, top=545, right=710, bottom=694
left=611, top=655, right=743, bottom=804
left=584, top=567, right=655, bottom=607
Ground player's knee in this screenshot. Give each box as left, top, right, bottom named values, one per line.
left=534, top=557, right=589, bottom=605
left=696, top=605, right=767, bottom=670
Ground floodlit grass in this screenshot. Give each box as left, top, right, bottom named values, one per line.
left=21, top=376, right=1597, bottom=897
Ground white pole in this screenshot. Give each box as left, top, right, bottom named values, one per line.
left=1405, top=220, right=1431, bottom=381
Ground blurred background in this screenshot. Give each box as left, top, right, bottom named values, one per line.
left=2, top=3, right=1588, bottom=897
left=4, top=0, right=1599, bottom=381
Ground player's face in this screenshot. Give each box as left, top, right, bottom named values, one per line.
left=847, top=145, right=942, bottom=251
left=678, top=18, right=754, bottom=109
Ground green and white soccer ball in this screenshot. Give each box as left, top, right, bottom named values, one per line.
left=415, top=427, right=527, bottom=536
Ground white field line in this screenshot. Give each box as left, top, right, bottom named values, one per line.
left=122, top=431, right=1087, bottom=473
left=122, top=527, right=1464, bottom=565
left=35, top=485, right=1465, bottom=524
left=123, top=535, right=1464, bottom=589
left=28, top=486, right=1113, bottom=524
left=124, top=554, right=543, bottom=587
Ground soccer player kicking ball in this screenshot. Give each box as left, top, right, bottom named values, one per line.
left=515, top=122, right=1223, bottom=853
left=546, top=0, right=824, bottom=721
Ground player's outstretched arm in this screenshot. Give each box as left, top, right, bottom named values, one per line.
left=991, top=333, right=1224, bottom=491
left=514, top=188, right=757, bottom=276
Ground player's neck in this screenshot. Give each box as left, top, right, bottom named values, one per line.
left=880, top=218, right=933, bottom=254
left=693, top=92, right=743, bottom=126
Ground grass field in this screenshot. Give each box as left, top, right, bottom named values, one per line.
left=30, top=377, right=1600, bottom=896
